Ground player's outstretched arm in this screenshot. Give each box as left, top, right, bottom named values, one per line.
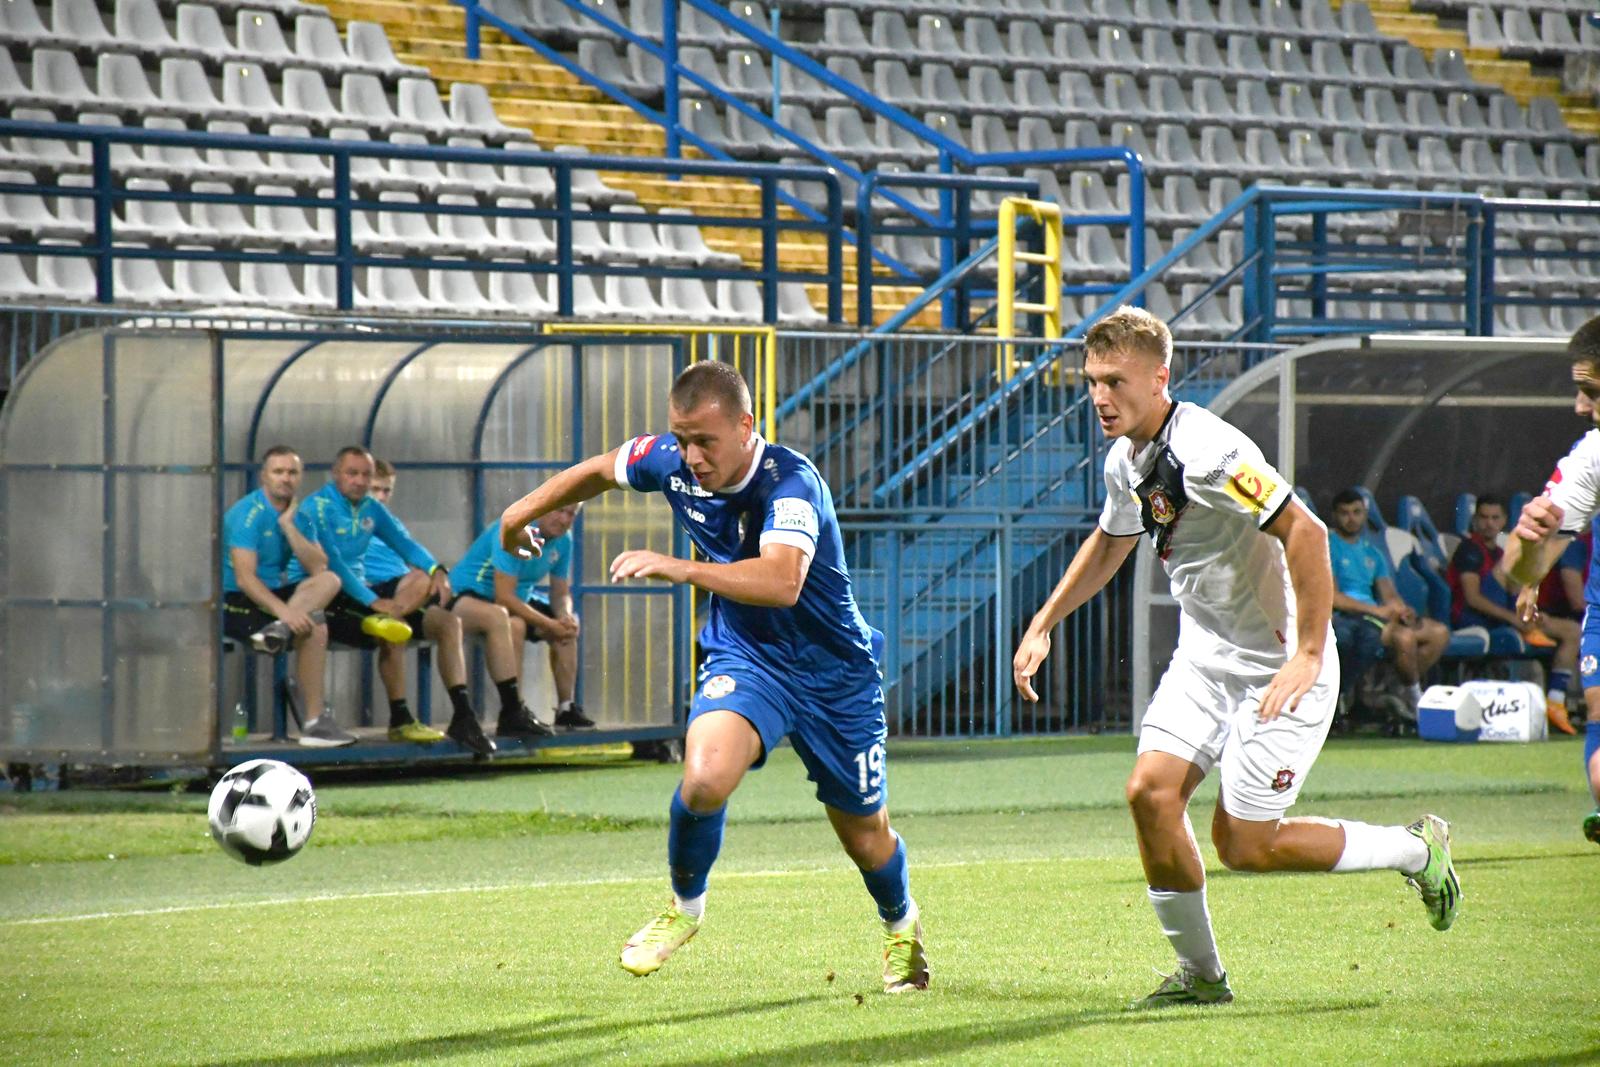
left=610, top=542, right=810, bottom=608
left=500, top=450, right=620, bottom=555
left=1013, top=527, right=1139, bottom=702
left=1259, top=500, right=1332, bottom=722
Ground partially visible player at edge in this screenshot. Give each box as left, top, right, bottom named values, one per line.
left=498, top=360, right=928, bottom=992
left=1012, top=306, right=1460, bottom=1009
left=1494, top=314, right=1600, bottom=848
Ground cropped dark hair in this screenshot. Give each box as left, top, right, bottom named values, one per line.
left=1570, top=315, right=1600, bottom=368
left=1475, top=494, right=1505, bottom=513
left=1331, top=488, right=1364, bottom=508
left=259, top=444, right=298, bottom=466
left=669, top=360, right=752, bottom=417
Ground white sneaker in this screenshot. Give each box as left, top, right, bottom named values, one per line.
left=298, top=715, right=356, bottom=748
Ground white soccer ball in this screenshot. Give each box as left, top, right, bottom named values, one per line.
left=207, top=759, right=317, bottom=866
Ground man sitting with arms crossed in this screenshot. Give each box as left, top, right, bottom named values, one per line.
left=221, top=445, right=345, bottom=747
left=1327, top=488, right=1449, bottom=717
left=449, top=503, right=594, bottom=737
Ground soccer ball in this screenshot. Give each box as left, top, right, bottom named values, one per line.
left=207, top=759, right=317, bottom=866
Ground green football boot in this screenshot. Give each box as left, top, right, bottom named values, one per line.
left=882, top=920, right=929, bottom=993
left=1404, top=814, right=1462, bottom=931
left=1128, top=967, right=1234, bottom=1010
left=619, top=902, right=700, bottom=977
left=1583, top=808, right=1600, bottom=846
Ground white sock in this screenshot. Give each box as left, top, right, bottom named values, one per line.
left=557, top=700, right=574, bottom=712
left=1332, top=820, right=1428, bottom=874
left=1147, top=887, right=1224, bottom=983
left=1405, top=682, right=1423, bottom=705
left=885, top=898, right=919, bottom=934
left=673, top=892, right=705, bottom=918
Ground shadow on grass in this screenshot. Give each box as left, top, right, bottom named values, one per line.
left=192, top=993, right=831, bottom=1067
left=650, top=996, right=1386, bottom=1067
left=1454, top=1049, right=1600, bottom=1067
left=193, top=994, right=1383, bottom=1067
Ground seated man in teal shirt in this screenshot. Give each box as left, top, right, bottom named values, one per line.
left=450, top=502, right=594, bottom=734
left=288, top=446, right=494, bottom=757
left=1327, top=489, right=1449, bottom=714
left=364, top=458, right=449, bottom=746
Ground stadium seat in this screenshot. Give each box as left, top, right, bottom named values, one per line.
left=293, top=13, right=355, bottom=75
left=428, top=268, right=499, bottom=315
left=604, top=273, right=665, bottom=319
left=346, top=20, right=427, bottom=81
left=450, top=83, right=533, bottom=145
left=487, top=268, right=556, bottom=316
left=253, top=183, right=331, bottom=252
left=492, top=196, right=557, bottom=260
left=435, top=193, right=525, bottom=260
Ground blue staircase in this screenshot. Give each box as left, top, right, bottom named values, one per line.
left=844, top=365, right=1232, bottom=722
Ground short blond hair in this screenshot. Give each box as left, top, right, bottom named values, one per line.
left=373, top=458, right=396, bottom=480
left=1084, top=305, right=1172, bottom=368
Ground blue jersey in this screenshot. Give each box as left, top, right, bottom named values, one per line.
left=615, top=433, right=880, bottom=685
left=364, top=537, right=411, bottom=585
left=286, top=481, right=437, bottom=606
left=222, top=489, right=290, bottom=593
left=1328, top=531, right=1391, bottom=607
left=449, top=521, right=573, bottom=601
left=1583, top=516, right=1600, bottom=609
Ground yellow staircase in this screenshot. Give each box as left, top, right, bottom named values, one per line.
left=1340, top=0, right=1600, bottom=134
left=312, top=0, right=940, bottom=327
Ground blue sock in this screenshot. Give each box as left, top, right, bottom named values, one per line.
left=1550, top=670, right=1573, bottom=701
left=667, top=785, right=725, bottom=900
left=860, top=832, right=912, bottom=923
left=1585, top=721, right=1600, bottom=781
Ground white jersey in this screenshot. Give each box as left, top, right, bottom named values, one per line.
left=1542, top=429, right=1600, bottom=534
left=1099, top=401, right=1307, bottom=676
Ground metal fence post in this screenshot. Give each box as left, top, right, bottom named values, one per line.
left=92, top=138, right=113, bottom=303
left=333, top=151, right=354, bottom=311
left=665, top=0, right=680, bottom=160
left=760, top=174, right=778, bottom=324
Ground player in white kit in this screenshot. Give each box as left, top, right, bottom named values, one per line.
left=1012, top=307, right=1460, bottom=1008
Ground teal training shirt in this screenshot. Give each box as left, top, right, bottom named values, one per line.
left=448, top=521, right=572, bottom=601
left=286, top=481, right=437, bottom=606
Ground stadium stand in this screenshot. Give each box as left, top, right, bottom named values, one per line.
left=0, top=0, right=1594, bottom=335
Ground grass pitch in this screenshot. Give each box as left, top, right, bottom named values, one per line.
left=1, top=736, right=1595, bottom=1065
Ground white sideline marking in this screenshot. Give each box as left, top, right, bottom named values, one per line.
left=2, top=857, right=1047, bottom=927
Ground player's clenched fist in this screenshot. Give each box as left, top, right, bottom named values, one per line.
left=1012, top=630, right=1051, bottom=703
left=1513, top=494, right=1564, bottom=542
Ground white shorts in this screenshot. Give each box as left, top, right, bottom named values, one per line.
left=1137, top=651, right=1339, bottom=822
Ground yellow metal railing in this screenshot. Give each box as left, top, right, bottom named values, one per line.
left=541, top=322, right=780, bottom=441
left=996, top=196, right=1064, bottom=381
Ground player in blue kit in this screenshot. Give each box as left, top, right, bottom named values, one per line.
left=1498, top=314, right=1600, bottom=845
left=498, top=361, right=928, bottom=992
left=287, top=446, right=494, bottom=756
left=449, top=504, right=591, bottom=734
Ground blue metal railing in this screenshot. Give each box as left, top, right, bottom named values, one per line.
left=454, top=0, right=1149, bottom=328
left=0, top=118, right=845, bottom=322
left=1072, top=184, right=1600, bottom=345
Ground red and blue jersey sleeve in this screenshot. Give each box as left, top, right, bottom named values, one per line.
left=613, top=434, right=680, bottom=493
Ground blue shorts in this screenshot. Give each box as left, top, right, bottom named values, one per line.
left=1580, top=610, right=1600, bottom=692
left=691, top=655, right=888, bottom=815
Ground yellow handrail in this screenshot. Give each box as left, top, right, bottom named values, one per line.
left=996, top=196, right=1063, bottom=381
left=542, top=322, right=780, bottom=440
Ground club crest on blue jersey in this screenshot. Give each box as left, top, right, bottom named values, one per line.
left=702, top=675, right=737, bottom=700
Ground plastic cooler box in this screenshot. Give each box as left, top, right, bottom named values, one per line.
left=1416, top=685, right=1483, bottom=742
